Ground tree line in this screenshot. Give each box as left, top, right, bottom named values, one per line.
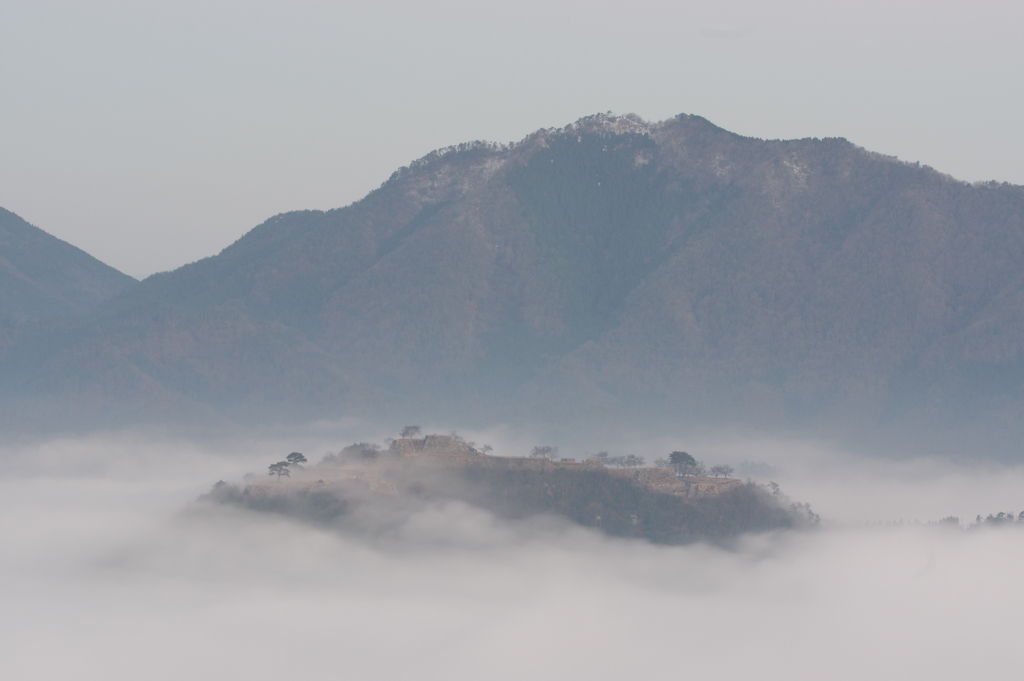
left=529, top=446, right=735, bottom=478
left=266, top=425, right=738, bottom=483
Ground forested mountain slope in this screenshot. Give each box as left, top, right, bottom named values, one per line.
left=7, top=113, right=1024, bottom=444
left=0, top=208, right=136, bottom=321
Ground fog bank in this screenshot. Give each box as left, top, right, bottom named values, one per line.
left=2, top=432, right=1023, bottom=680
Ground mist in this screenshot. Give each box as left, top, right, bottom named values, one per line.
left=3, top=430, right=1023, bottom=680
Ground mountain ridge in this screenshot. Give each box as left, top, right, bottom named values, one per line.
left=0, top=208, right=137, bottom=322
left=5, top=112, right=1024, bottom=451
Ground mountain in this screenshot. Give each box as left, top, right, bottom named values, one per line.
left=6, top=113, right=1024, bottom=449
left=0, top=208, right=136, bottom=321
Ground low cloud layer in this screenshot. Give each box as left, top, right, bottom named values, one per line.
left=2, top=431, right=1023, bottom=680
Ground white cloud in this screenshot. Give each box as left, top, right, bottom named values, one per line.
left=2, top=431, right=1023, bottom=680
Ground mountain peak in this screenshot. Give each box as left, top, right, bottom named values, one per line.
left=7, top=113, right=1024, bottom=454
left=0, top=208, right=136, bottom=321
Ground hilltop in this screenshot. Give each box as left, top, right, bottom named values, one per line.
left=207, top=433, right=806, bottom=544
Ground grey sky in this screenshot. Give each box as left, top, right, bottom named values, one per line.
left=2, top=0, right=1022, bottom=278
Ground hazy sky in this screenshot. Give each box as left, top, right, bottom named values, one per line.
left=2, top=0, right=1023, bottom=278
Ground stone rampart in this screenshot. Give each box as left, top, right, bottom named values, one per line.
left=607, top=469, right=744, bottom=498
left=389, top=435, right=479, bottom=458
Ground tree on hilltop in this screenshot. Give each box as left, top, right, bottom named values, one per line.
left=531, top=445, right=558, bottom=459
left=341, top=442, right=381, bottom=461
left=624, top=454, right=645, bottom=469
left=287, top=452, right=307, bottom=467
left=400, top=425, right=422, bottom=438
left=710, top=464, right=734, bottom=478
left=269, top=461, right=290, bottom=481
left=668, top=451, right=696, bottom=476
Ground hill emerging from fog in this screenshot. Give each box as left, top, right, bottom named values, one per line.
left=0, top=208, right=136, bottom=321
left=6, top=113, right=1024, bottom=446
left=207, top=434, right=804, bottom=544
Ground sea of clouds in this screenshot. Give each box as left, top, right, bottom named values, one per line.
left=3, top=426, right=1024, bottom=680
